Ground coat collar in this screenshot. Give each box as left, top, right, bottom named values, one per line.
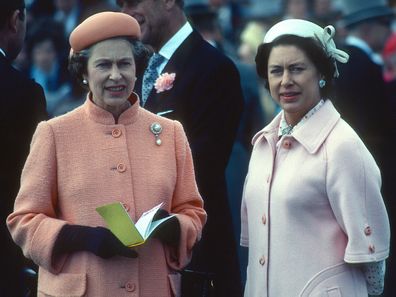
left=84, top=92, right=141, bottom=125
left=252, top=100, right=340, bottom=154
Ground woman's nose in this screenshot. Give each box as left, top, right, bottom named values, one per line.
left=109, top=65, right=122, bottom=80
left=281, top=71, right=293, bottom=86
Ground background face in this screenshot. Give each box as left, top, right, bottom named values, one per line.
left=121, top=0, right=169, bottom=50
left=267, top=44, right=321, bottom=124
left=85, top=39, right=136, bottom=112
left=32, top=39, right=57, bottom=72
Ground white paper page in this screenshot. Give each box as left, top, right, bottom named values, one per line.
left=135, top=202, right=164, bottom=237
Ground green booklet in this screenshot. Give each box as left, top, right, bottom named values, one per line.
left=96, top=202, right=175, bottom=247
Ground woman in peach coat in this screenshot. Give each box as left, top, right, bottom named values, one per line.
left=7, top=12, right=206, bottom=297
left=241, top=19, right=390, bottom=297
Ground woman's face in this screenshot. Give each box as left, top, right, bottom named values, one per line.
left=32, top=39, right=57, bottom=73
left=84, top=38, right=136, bottom=113
left=267, top=44, right=322, bottom=125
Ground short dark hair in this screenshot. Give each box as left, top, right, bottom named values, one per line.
left=0, top=0, right=25, bottom=28
left=68, top=37, right=150, bottom=89
left=255, top=35, right=335, bottom=97
left=116, top=0, right=184, bottom=10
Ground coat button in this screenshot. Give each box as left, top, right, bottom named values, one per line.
left=122, top=203, right=130, bottom=211
left=364, top=226, right=372, bottom=236
left=368, top=244, right=375, bottom=253
left=259, top=256, right=266, bottom=265
left=283, top=140, right=291, bottom=149
left=117, top=163, right=126, bottom=173
left=112, top=128, right=122, bottom=138
left=125, top=281, right=136, bottom=292
left=261, top=214, right=267, bottom=225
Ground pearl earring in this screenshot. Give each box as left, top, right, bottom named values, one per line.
left=319, top=79, right=326, bottom=88
left=82, top=79, right=88, bottom=85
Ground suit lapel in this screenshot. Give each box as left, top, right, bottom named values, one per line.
left=144, top=31, right=203, bottom=114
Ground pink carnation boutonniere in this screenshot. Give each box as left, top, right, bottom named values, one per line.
left=154, top=72, right=176, bottom=93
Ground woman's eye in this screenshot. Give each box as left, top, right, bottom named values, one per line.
left=97, top=62, right=110, bottom=68
left=290, top=66, right=304, bottom=72
left=119, top=62, right=132, bottom=67
left=269, top=68, right=282, bottom=75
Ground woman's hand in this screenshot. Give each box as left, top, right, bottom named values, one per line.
left=152, top=209, right=181, bottom=246
left=86, top=226, right=138, bottom=259
left=54, top=225, right=138, bottom=259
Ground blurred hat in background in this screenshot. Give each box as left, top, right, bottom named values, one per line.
left=339, top=0, right=394, bottom=28
left=240, top=0, right=281, bottom=22
left=184, top=0, right=217, bottom=17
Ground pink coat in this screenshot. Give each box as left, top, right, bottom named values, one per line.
left=7, top=94, right=207, bottom=297
left=241, top=100, right=390, bottom=297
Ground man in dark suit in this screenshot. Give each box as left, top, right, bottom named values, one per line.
left=0, top=1, right=47, bottom=296
left=118, top=1, right=244, bottom=296
left=334, top=1, right=395, bottom=296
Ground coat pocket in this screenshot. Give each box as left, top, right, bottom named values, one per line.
left=38, top=269, right=87, bottom=297
left=168, top=272, right=182, bottom=297
left=299, top=262, right=367, bottom=297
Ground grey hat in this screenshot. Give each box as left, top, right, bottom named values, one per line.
left=340, top=0, right=394, bottom=27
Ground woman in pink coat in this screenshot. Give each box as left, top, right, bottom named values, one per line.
left=241, top=19, right=390, bottom=296
left=7, top=12, right=206, bottom=297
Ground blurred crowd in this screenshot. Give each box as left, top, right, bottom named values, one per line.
left=12, top=0, right=396, bottom=295
left=17, top=0, right=396, bottom=129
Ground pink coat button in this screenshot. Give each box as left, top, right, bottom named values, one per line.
left=117, top=163, right=126, bottom=173
left=122, top=203, right=130, bottom=211
left=125, top=282, right=136, bottom=292
left=283, top=140, right=291, bottom=149
left=112, top=128, right=122, bottom=138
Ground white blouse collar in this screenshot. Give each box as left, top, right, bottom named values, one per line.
left=278, top=99, right=325, bottom=137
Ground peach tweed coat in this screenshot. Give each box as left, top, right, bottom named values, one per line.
left=7, top=94, right=207, bottom=297
left=241, top=100, right=390, bottom=297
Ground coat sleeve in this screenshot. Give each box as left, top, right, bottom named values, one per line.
left=6, top=121, right=67, bottom=273
left=326, top=135, right=390, bottom=263
left=164, top=121, right=207, bottom=270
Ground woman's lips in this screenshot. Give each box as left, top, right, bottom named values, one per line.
left=106, top=86, right=125, bottom=91
left=105, top=85, right=126, bottom=95
left=280, top=92, right=299, bottom=101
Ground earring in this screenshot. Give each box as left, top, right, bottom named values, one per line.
left=82, top=79, right=88, bottom=85
left=319, top=79, right=326, bottom=88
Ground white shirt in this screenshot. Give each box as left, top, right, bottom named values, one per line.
left=278, top=99, right=325, bottom=137
left=157, top=22, right=193, bottom=73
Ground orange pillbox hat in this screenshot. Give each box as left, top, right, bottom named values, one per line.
left=69, top=11, right=141, bottom=52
